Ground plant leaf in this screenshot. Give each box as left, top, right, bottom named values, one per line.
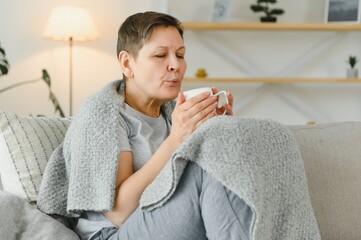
left=0, top=45, right=10, bottom=76
left=0, top=65, right=9, bottom=75
left=42, top=69, right=51, bottom=87
left=270, top=9, right=284, bottom=15
left=258, top=0, right=277, bottom=3
left=251, top=5, right=266, bottom=12
left=347, top=55, right=358, bottom=68
left=49, top=91, right=65, bottom=117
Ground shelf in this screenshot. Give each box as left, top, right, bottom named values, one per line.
left=184, top=77, right=361, bottom=84
left=182, top=23, right=361, bottom=85
left=181, top=22, right=361, bottom=32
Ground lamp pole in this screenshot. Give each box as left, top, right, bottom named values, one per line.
left=69, top=36, right=73, bottom=116
left=43, top=6, right=98, bottom=116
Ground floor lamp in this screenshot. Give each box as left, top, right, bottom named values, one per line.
left=43, top=6, right=98, bottom=116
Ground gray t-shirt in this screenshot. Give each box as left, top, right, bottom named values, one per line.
left=74, top=103, right=171, bottom=240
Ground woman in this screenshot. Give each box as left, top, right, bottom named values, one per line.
left=38, top=11, right=319, bottom=240
left=87, top=11, right=246, bottom=239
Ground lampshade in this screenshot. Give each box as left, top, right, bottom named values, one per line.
left=43, top=6, right=98, bottom=41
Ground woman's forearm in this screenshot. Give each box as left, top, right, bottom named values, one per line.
left=105, top=135, right=181, bottom=227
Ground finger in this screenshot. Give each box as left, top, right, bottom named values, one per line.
left=182, top=92, right=213, bottom=111
left=191, top=100, right=218, bottom=126
left=195, top=109, right=216, bottom=128
left=187, top=95, right=218, bottom=119
left=211, top=86, right=219, bottom=95
left=176, top=92, right=186, bottom=107
left=215, top=106, right=226, bottom=116
left=222, top=103, right=233, bottom=116
left=227, top=91, right=233, bottom=107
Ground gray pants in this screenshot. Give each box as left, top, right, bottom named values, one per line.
left=93, top=162, right=252, bottom=240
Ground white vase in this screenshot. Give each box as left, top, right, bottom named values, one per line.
left=347, top=68, right=358, bottom=78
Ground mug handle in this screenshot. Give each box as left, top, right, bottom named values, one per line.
left=214, top=91, right=228, bottom=115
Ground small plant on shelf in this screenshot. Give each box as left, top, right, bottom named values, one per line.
left=347, top=55, right=358, bottom=69
left=346, top=55, right=358, bottom=78
left=250, top=0, right=285, bottom=23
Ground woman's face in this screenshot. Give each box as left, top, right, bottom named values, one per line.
left=128, top=26, right=187, bottom=102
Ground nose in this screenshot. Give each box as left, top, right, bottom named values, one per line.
left=168, top=55, right=180, bottom=72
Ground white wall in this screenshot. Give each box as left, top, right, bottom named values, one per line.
left=1, top=0, right=360, bottom=124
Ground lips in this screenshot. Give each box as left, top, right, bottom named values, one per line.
left=165, top=78, right=181, bottom=84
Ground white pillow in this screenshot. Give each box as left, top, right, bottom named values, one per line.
left=0, top=111, right=70, bottom=203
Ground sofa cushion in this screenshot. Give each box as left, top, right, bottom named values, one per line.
left=289, top=122, right=361, bottom=240
left=0, top=112, right=70, bottom=203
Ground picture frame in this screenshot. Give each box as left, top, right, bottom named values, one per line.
left=325, top=0, right=361, bottom=23
left=211, top=0, right=233, bottom=22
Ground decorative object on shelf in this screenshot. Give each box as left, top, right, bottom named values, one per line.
left=307, top=121, right=316, bottom=125
left=250, top=0, right=285, bottom=22
left=325, top=0, right=361, bottom=23
left=195, top=68, right=208, bottom=78
left=0, top=43, right=65, bottom=117
left=346, top=55, right=358, bottom=78
left=211, top=0, right=233, bottom=22
left=43, top=6, right=98, bottom=116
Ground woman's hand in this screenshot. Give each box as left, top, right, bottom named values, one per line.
left=212, top=87, right=234, bottom=116
left=169, top=91, right=218, bottom=144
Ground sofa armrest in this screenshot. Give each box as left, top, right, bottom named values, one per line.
left=289, top=122, right=361, bottom=239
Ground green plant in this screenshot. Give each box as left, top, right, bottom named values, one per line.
left=0, top=44, right=10, bottom=76
left=250, top=0, right=284, bottom=20
left=0, top=43, right=65, bottom=117
left=347, top=55, right=358, bottom=69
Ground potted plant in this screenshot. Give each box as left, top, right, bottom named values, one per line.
left=250, top=0, right=285, bottom=22
left=346, top=55, right=358, bottom=78
left=0, top=42, right=65, bottom=117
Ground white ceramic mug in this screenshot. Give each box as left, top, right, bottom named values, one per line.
left=183, top=87, right=228, bottom=115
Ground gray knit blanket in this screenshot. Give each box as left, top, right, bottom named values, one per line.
left=140, top=116, right=320, bottom=239
left=37, top=80, right=320, bottom=239
left=38, top=80, right=175, bottom=217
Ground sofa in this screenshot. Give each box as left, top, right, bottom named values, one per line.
left=0, top=111, right=360, bottom=239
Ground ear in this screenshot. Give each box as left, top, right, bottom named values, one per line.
left=118, top=51, right=133, bottom=78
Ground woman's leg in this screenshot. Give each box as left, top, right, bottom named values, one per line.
left=103, top=162, right=207, bottom=240
left=95, top=162, right=252, bottom=240
left=200, top=170, right=252, bottom=240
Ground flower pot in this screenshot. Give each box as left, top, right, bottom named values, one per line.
left=260, top=16, right=277, bottom=22
left=347, top=68, right=358, bottom=78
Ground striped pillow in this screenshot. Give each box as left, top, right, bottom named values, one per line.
left=0, top=111, right=70, bottom=203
